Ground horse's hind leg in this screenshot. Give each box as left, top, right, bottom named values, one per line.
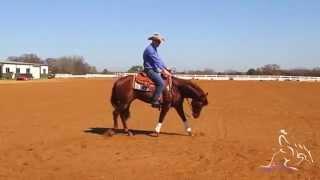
left=105, top=110, right=119, bottom=137
left=120, top=108, right=133, bottom=136
left=113, top=110, right=119, bottom=129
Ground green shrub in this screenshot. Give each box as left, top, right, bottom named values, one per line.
left=1, top=73, right=13, bottom=80
left=40, top=74, right=48, bottom=79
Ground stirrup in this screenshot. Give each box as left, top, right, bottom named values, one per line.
left=151, top=101, right=161, bottom=108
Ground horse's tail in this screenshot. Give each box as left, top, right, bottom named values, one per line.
left=110, top=76, right=132, bottom=120
left=111, top=81, right=120, bottom=109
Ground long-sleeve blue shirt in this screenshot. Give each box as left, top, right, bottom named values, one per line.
left=143, top=44, right=166, bottom=72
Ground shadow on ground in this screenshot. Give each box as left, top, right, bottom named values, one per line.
left=84, top=127, right=187, bottom=137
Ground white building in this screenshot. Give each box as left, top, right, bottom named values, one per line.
left=0, top=61, right=49, bottom=79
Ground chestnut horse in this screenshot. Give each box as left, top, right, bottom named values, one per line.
left=109, top=75, right=208, bottom=136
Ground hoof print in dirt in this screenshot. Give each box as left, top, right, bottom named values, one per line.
left=193, top=132, right=205, bottom=137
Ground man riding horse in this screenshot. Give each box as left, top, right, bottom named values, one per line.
left=109, top=33, right=208, bottom=136
left=143, top=33, right=172, bottom=108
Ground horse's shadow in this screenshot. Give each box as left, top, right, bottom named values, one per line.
left=84, top=127, right=187, bottom=137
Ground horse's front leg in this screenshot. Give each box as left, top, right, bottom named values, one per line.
left=154, top=106, right=170, bottom=136
left=174, top=103, right=192, bottom=136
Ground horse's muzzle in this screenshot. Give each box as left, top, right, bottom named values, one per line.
left=193, top=112, right=200, bottom=119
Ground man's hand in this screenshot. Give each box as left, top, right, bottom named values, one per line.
left=162, top=69, right=172, bottom=77
left=166, top=68, right=173, bottom=73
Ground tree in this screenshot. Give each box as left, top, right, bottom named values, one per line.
left=7, top=53, right=43, bottom=64
left=203, top=68, right=216, bottom=75
left=101, top=68, right=111, bottom=74
left=45, top=56, right=97, bottom=74
left=246, top=68, right=257, bottom=75
left=127, top=65, right=143, bottom=73
left=182, top=68, right=216, bottom=75
left=88, top=66, right=97, bottom=74
left=223, top=69, right=243, bottom=75
left=260, top=64, right=281, bottom=75
left=312, top=67, right=320, bottom=77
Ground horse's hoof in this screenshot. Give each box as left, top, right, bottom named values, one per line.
left=127, top=131, right=134, bottom=136
left=105, top=129, right=115, bottom=137
left=188, top=132, right=194, bottom=136
left=150, top=132, right=159, bottom=137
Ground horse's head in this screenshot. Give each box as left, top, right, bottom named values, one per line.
left=191, top=92, right=208, bottom=118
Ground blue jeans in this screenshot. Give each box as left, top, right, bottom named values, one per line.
left=145, top=69, right=165, bottom=101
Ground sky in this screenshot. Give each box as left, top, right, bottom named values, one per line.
left=0, top=0, right=319, bottom=72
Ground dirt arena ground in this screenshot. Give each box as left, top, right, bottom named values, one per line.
left=0, top=78, right=319, bottom=180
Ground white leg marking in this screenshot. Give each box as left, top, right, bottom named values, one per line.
left=183, top=121, right=192, bottom=133
left=155, top=123, right=162, bottom=133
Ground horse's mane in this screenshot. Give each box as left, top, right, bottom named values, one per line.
left=173, top=77, right=206, bottom=98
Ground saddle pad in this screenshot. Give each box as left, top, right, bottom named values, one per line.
left=135, top=72, right=154, bottom=86
left=133, top=81, right=153, bottom=92
left=133, top=72, right=171, bottom=92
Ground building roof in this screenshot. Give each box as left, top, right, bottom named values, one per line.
left=0, top=60, right=48, bottom=66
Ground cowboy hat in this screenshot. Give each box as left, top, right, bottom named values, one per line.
left=148, top=33, right=165, bottom=42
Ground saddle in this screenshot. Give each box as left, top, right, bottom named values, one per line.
left=133, top=72, right=172, bottom=92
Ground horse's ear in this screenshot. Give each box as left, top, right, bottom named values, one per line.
left=206, top=92, right=208, bottom=96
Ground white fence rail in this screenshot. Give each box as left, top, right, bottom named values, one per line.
left=55, top=73, right=320, bottom=82
left=55, top=74, right=116, bottom=78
